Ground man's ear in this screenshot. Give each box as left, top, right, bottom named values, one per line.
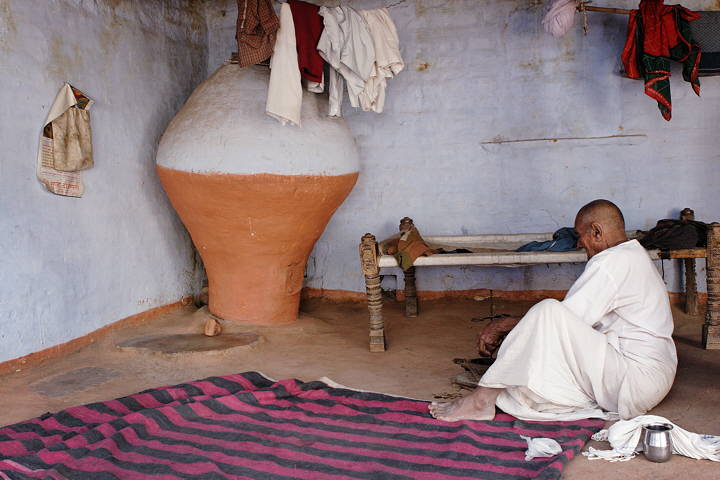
left=591, top=222, right=603, bottom=240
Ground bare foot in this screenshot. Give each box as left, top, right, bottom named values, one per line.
left=428, top=387, right=501, bottom=422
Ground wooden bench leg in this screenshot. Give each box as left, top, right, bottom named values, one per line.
left=703, top=222, right=720, bottom=349
left=397, top=217, right=419, bottom=317
left=360, top=233, right=385, bottom=352
left=680, top=208, right=699, bottom=315
left=684, top=258, right=699, bottom=315
left=404, top=266, right=418, bottom=317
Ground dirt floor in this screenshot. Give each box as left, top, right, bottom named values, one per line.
left=1, top=297, right=718, bottom=479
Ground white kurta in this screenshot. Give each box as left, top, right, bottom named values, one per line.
left=479, top=239, right=677, bottom=421
left=358, top=8, right=404, bottom=113
left=266, top=3, right=302, bottom=126
left=317, top=6, right=375, bottom=117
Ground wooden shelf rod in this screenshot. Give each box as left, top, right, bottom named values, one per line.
left=580, top=5, right=632, bottom=15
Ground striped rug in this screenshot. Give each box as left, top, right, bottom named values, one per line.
left=0, top=372, right=602, bottom=479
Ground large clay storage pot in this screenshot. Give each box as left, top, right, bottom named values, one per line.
left=156, top=65, right=359, bottom=324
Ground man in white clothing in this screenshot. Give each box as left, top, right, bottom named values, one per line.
left=429, top=200, right=677, bottom=422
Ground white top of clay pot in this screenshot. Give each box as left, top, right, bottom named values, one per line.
left=156, top=65, right=360, bottom=176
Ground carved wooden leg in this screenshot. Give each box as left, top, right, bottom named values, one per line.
left=703, top=222, right=720, bottom=349
left=404, top=266, right=418, bottom=317
left=360, top=233, right=385, bottom=352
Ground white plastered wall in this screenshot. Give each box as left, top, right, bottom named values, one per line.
left=207, top=0, right=720, bottom=297
left=0, top=0, right=208, bottom=363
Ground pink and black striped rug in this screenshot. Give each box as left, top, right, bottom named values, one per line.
left=0, top=372, right=602, bottom=479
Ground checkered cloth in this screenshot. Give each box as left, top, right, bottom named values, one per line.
left=691, top=11, right=720, bottom=76
left=236, top=0, right=280, bottom=68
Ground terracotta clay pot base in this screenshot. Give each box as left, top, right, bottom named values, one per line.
left=158, top=166, right=358, bottom=325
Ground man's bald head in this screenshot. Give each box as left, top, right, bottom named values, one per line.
left=575, top=199, right=625, bottom=232
left=574, top=200, right=628, bottom=258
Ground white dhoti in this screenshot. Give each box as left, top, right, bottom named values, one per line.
left=478, top=299, right=674, bottom=421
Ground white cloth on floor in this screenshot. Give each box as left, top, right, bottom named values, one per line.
left=479, top=240, right=677, bottom=421
left=358, top=8, right=404, bottom=113
left=521, top=436, right=563, bottom=461
left=266, top=3, right=302, bottom=126
left=584, top=415, right=720, bottom=462
left=317, top=6, right=375, bottom=117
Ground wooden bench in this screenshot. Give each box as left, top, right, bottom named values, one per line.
left=359, top=212, right=720, bottom=352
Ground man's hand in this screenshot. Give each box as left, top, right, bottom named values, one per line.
left=477, top=316, right=521, bottom=356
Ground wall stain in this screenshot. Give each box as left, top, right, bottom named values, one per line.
left=47, top=34, right=84, bottom=81
left=99, top=17, right=123, bottom=54
left=507, top=0, right=544, bottom=16
left=416, top=0, right=464, bottom=18
left=416, top=62, right=431, bottom=71
left=0, top=0, right=17, bottom=51
left=518, top=61, right=540, bottom=72
left=107, top=0, right=126, bottom=9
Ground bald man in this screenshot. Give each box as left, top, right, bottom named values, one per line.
left=429, top=200, right=677, bottom=422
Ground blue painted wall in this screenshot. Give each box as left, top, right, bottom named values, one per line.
left=208, top=0, right=720, bottom=296
left=0, top=0, right=207, bottom=363
left=2, top=0, right=718, bottom=363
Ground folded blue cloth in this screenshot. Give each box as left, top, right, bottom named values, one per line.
left=516, top=227, right=579, bottom=252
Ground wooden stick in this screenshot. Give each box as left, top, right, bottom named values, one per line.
left=580, top=5, right=632, bottom=15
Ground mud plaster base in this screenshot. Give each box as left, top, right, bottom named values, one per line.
left=157, top=167, right=358, bottom=325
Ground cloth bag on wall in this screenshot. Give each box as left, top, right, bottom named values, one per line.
left=51, top=105, right=93, bottom=172
left=36, top=83, right=94, bottom=197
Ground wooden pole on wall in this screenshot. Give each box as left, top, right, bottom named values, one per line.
left=580, top=5, right=632, bottom=15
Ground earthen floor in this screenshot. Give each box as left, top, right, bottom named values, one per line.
left=1, top=297, right=717, bottom=479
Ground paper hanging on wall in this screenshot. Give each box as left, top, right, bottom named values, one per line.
left=36, top=83, right=94, bottom=197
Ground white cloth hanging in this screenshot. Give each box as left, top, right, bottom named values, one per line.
left=317, top=6, right=375, bottom=117
left=266, top=3, right=302, bottom=126
left=358, top=8, right=404, bottom=113
left=543, top=0, right=577, bottom=38
left=584, top=415, right=720, bottom=462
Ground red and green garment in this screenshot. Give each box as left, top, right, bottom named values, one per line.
left=621, top=0, right=702, bottom=121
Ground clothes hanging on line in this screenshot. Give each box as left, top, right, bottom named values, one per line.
left=266, top=2, right=302, bottom=126
left=621, top=0, right=701, bottom=121
left=690, top=11, right=720, bottom=76
left=235, top=0, right=280, bottom=68
left=358, top=8, right=405, bottom=113
left=317, top=6, right=376, bottom=117
left=256, top=2, right=404, bottom=122
left=288, top=0, right=325, bottom=92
